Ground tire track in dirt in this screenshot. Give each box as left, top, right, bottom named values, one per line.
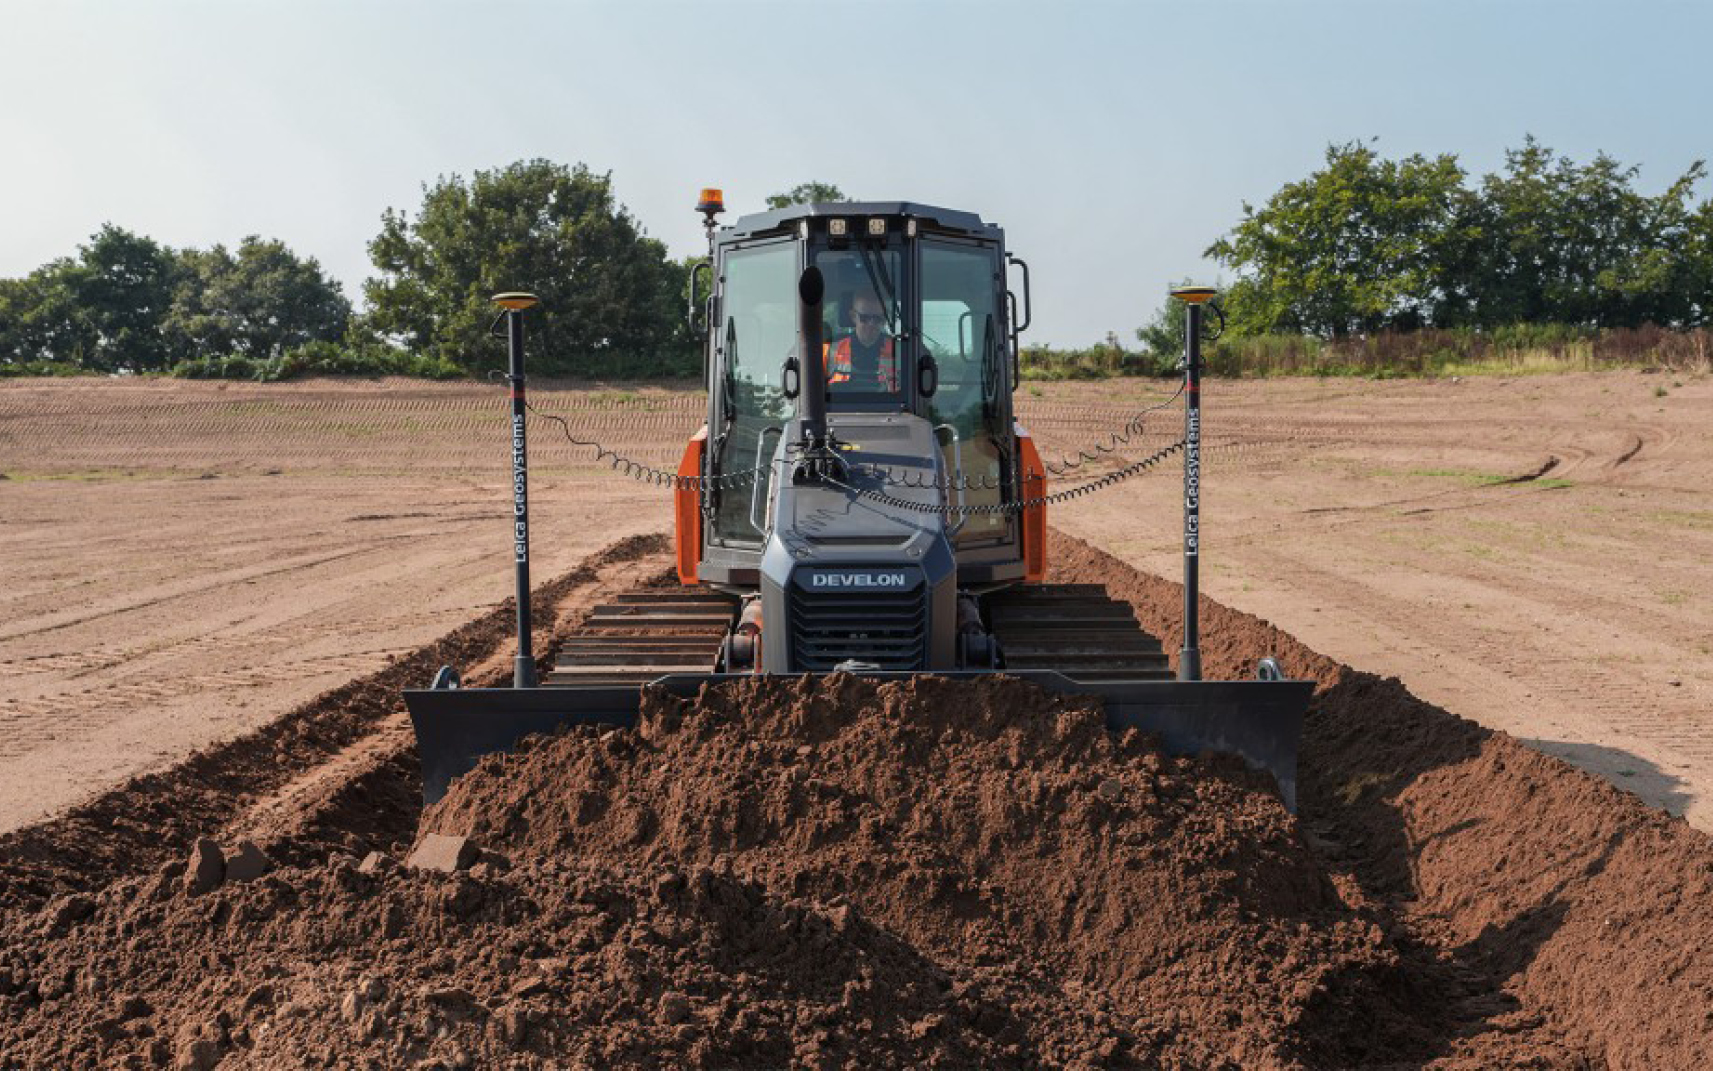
left=1193, top=526, right=1713, bottom=825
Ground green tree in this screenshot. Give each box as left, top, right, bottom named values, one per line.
left=765, top=182, right=848, bottom=210
left=65, top=225, right=181, bottom=372
left=166, top=237, right=350, bottom=361
left=1135, top=289, right=1189, bottom=368
left=1456, top=138, right=1706, bottom=328
left=1207, top=142, right=1471, bottom=337
left=0, top=263, right=96, bottom=368
left=361, top=160, right=689, bottom=376
left=1688, top=199, right=1713, bottom=326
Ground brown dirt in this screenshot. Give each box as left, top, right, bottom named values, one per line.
left=3, top=375, right=1713, bottom=1068
left=5, top=373, right=1710, bottom=831
left=0, top=377, right=679, bottom=832
left=1053, top=530, right=1713, bottom=1069
left=2, top=532, right=1711, bottom=1068
left=0, top=531, right=672, bottom=911
left=1030, top=373, right=1713, bottom=829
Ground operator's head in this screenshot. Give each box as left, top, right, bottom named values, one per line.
left=851, top=291, right=885, bottom=347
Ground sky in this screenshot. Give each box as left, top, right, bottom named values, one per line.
left=3, top=0, right=1710, bottom=347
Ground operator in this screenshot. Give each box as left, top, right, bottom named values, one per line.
left=827, top=291, right=899, bottom=392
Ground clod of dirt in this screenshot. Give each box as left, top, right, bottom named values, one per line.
left=183, top=838, right=224, bottom=896
left=225, top=839, right=272, bottom=882
left=357, top=851, right=396, bottom=875
left=408, top=833, right=479, bottom=873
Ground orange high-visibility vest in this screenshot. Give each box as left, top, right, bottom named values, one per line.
left=825, top=335, right=899, bottom=391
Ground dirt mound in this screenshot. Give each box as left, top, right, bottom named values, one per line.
left=2, top=853, right=1128, bottom=1071
left=5, top=530, right=1713, bottom=1068
left=424, top=674, right=1419, bottom=1068
left=0, top=675, right=1418, bottom=1071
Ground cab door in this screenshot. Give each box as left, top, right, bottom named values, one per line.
left=918, top=237, right=1014, bottom=548
left=707, top=238, right=797, bottom=548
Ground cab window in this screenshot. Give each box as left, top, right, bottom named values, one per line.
left=920, top=239, right=1010, bottom=544
left=709, top=240, right=795, bottom=546
left=812, top=246, right=904, bottom=405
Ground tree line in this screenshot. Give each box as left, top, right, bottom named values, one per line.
left=1206, top=137, right=1713, bottom=339
left=6, top=145, right=1707, bottom=382
left=0, top=161, right=706, bottom=380
left=0, top=226, right=356, bottom=377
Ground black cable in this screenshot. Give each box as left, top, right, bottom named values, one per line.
left=826, top=438, right=1186, bottom=517
left=524, top=399, right=773, bottom=491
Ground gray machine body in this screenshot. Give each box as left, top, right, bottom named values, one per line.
left=757, top=411, right=960, bottom=673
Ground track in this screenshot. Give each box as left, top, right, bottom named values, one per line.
left=545, top=589, right=736, bottom=687
left=537, top=582, right=1175, bottom=685
left=986, top=583, right=1172, bottom=680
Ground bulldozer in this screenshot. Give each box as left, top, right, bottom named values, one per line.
left=405, top=195, right=1309, bottom=808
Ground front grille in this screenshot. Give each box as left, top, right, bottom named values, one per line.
left=789, top=584, right=928, bottom=671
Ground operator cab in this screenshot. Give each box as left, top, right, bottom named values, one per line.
left=696, top=201, right=1033, bottom=588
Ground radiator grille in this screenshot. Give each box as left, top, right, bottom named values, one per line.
left=788, top=585, right=928, bottom=671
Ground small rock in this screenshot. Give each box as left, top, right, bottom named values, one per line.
left=358, top=973, right=386, bottom=1002
left=114, top=992, right=152, bottom=1020
left=1097, top=777, right=1124, bottom=803
left=175, top=1036, right=219, bottom=1071
left=224, top=840, right=272, bottom=883
left=340, top=989, right=364, bottom=1022
left=909, top=1013, right=943, bottom=1039
left=184, top=839, right=226, bottom=896
left=421, top=985, right=478, bottom=1007
left=361, top=1006, right=390, bottom=1040
left=408, top=834, right=480, bottom=874
left=658, top=990, right=691, bottom=1025
left=498, top=1001, right=529, bottom=1045
left=357, top=852, right=396, bottom=875
left=49, top=893, right=96, bottom=930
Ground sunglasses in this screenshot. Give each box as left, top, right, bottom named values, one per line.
left=854, top=312, right=885, bottom=325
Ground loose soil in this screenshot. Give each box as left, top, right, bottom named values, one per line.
left=2, top=533, right=1710, bottom=1069
left=2, top=375, right=1711, bottom=1068
left=4, top=373, right=1708, bottom=832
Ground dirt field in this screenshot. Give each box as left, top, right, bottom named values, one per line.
left=2, top=372, right=1708, bottom=831
left=3, top=370, right=1712, bottom=1068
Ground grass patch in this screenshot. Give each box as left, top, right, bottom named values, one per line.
left=1407, top=467, right=1511, bottom=487
left=1649, top=509, right=1713, bottom=530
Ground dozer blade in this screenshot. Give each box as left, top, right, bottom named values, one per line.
left=405, top=671, right=1309, bottom=810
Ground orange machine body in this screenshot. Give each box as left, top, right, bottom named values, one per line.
left=1016, top=426, right=1048, bottom=584
left=674, top=427, right=707, bottom=584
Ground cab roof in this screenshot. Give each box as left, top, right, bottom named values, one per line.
left=723, top=201, right=1001, bottom=243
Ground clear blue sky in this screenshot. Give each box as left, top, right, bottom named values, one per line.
left=3, top=0, right=1709, bottom=346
